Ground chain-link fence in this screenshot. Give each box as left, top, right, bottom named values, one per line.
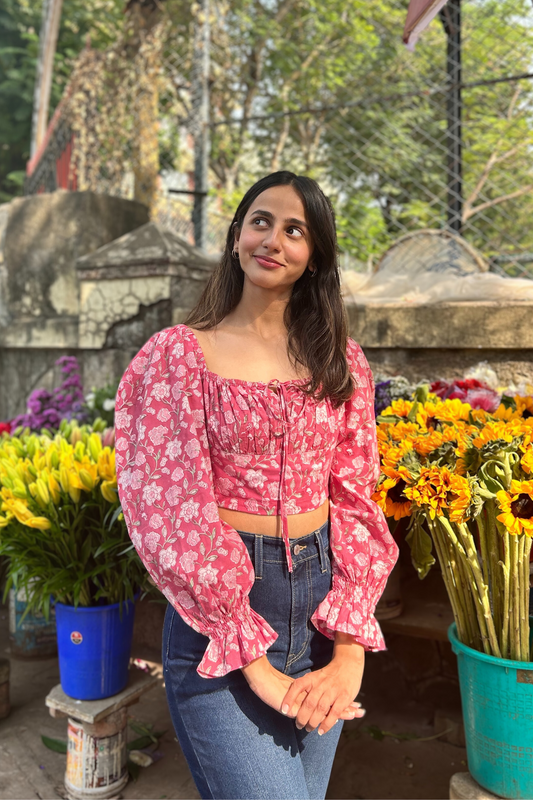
left=26, top=0, right=533, bottom=276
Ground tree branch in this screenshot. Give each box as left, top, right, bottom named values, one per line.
left=464, top=184, right=533, bottom=221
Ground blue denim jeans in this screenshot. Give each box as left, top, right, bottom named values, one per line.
left=162, top=520, right=343, bottom=800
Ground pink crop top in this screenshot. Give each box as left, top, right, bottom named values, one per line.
left=115, top=324, right=398, bottom=678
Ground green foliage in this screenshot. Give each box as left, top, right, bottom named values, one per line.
left=0, top=0, right=124, bottom=201
left=41, top=735, right=68, bottom=753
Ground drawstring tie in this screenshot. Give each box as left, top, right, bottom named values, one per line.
left=267, top=380, right=308, bottom=573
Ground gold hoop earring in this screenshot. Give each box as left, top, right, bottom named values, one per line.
left=309, top=268, right=317, bottom=277
left=232, top=246, right=239, bottom=258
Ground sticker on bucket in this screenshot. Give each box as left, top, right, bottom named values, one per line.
left=70, top=631, right=83, bottom=645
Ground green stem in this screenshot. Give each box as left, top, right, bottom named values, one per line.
left=524, top=536, right=532, bottom=662
left=428, top=516, right=468, bottom=644
left=519, top=535, right=530, bottom=662
left=442, top=517, right=499, bottom=657
left=500, top=529, right=511, bottom=660
left=509, top=535, right=521, bottom=661
left=486, top=501, right=503, bottom=641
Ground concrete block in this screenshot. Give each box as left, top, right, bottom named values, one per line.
left=450, top=772, right=501, bottom=799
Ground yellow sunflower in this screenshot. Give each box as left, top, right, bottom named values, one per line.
left=447, top=474, right=472, bottom=524
left=373, top=465, right=413, bottom=520
left=515, top=396, right=533, bottom=420
left=404, top=466, right=452, bottom=519
left=382, top=399, right=414, bottom=419
left=521, top=447, right=533, bottom=475
left=434, top=398, right=472, bottom=424
left=387, top=420, right=419, bottom=443
left=496, top=480, right=533, bottom=536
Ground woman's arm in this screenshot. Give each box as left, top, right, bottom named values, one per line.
left=115, top=327, right=278, bottom=678
left=281, top=340, right=399, bottom=732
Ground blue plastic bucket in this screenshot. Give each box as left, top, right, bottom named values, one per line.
left=449, top=623, right=533, bottom=799
left=55, top=599, right=136, bottom=701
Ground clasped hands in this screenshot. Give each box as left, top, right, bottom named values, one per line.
left=241, top=632, right=365, bottom=736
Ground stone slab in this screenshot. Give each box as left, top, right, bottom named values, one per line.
left=45, top=669, right=159, bottom=724
left=450, top=772, right=502, bottom=800
left=0, top=725, right=62, bottom=799
left=347, top=302, right=533, bottom=349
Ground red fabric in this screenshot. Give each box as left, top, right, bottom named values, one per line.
left=115, top=325, right=398, bottom=677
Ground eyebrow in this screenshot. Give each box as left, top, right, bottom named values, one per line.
left=250, top=209, right=308, bottom=229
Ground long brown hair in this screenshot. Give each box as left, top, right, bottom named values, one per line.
left=185, top=171, right=354, bottom=408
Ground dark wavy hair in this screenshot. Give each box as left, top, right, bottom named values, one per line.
left=185, top=171, right=354, bottom=408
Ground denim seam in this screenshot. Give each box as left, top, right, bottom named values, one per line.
left=263, top=552, right=319, bottom=565
left=164, top=608, right=176, bottom=661
left=286, top=559, right=313, bottom=670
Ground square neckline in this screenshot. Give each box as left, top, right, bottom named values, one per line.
left=181, top=324, right=311, bottom=388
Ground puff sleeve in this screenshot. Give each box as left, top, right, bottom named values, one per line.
left=115, top=327, right=278, bottom=677
left=310, top=339, right=398, bottom=650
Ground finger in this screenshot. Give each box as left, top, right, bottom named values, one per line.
left=286, top=687, right=309, bottom=719
left=295, top=688, right=328, bottom=731
left=319, top=700, right=366, bottom=736
left=305, top=692, right=335, bottom=732
left=339, top=705, right=366, bottom=721
left=281, top=676, right=313, bottom=716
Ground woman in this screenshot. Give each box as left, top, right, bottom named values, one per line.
left=115, top=171, right=398, bottom=800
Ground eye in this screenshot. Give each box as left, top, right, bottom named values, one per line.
left=252, top=217, right=268, bottom=227
left=287, top=226, right=304, bottom=238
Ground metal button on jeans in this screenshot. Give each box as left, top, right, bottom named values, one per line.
left=293, top=544, right=302, bottom=555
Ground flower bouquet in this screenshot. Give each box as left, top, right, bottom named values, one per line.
left=373, top=388, right=533, bottom=661
left=0, top=419, right=147, bottom=613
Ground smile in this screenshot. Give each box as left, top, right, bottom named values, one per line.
left=253, top=255, right=284, bottom=269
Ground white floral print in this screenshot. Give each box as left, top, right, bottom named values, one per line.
left=115, top=325, right=398, bottom=678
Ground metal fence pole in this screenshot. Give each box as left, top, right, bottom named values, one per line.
left=441, top=0, right=463, bottom=232
left=30, top=0, right=64, bottom=158
left=192, top=0, right=210, bottom=250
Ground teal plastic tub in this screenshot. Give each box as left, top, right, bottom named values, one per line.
left=449, top=624, right=533, bottom=799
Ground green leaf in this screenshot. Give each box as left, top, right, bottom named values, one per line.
left=127, top=735, right=155, bottom=751
left=127, top=759, right=141, bottom=782
left=405, top=518, right=435, bottom=580
left=41, top=735, right=68, bottom=754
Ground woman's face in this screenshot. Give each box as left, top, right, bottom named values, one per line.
left=234, top=185, right=313, bottom=291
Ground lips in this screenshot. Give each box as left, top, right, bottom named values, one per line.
left=253, top=255, right=284, bottom=269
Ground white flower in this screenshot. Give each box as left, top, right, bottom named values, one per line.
left=85, top=392, right=95, bottom=410
left=222, top=568, right=237, bottom=589
left=142, top=482, right=163, bottom=505
left=180, top=499, right=200, bottom=522
left=152, top=382, right=171, bottom=401
left=203, top=502, right=220, bottom=524
left=165, top=485, right=182, bottom=506
left=148, top=426, right=167, bottom=446
left=198, top=564, right=219, bottom=586
left=159, top=548, right=177, bottom=570
left=244, top=469, right=266, bottom=489
left=185, top=439, right=201, bottom=459
left=103, top=398, right=116, bottom=412
left=179, top=550, right=198, bottom=573
left=145, top=532, right=160, bottom=553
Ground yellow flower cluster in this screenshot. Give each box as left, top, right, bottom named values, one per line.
left=373, top=391, right=533, bottom=534
left=0, top=430, right=118, bottom=532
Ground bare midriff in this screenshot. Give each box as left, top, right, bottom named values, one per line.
left=218, top=498, right=330, bottom=538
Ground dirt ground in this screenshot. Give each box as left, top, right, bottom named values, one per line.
left=0, top=602, right=465, bottom=800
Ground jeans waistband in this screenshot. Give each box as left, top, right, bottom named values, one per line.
left=236, top=519, right=330, bottom=578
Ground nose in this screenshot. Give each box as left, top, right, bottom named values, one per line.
left=262, top=224, right=282, bottom=251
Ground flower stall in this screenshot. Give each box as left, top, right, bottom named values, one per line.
left=373, top=377, right=533, bottom=799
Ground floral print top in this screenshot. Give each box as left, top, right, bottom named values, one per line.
left=115, top=324, right=398, bottom=678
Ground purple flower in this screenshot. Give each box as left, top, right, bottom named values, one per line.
left=12, top=356, right=88, bottom=432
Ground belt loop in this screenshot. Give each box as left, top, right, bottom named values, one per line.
left=254, top=535, right=263, bottom=580
left=315, top=524, right=328, bottom=574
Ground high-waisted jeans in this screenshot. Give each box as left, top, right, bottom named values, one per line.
left=162, top=520, right=343, bottom=800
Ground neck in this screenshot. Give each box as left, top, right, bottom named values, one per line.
left=227, top=278, right=291, bottom=340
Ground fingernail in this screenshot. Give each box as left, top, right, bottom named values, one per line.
left=295, top=723, right=303, bottom=730
left=318, top=728, right=324, bottom=736
left=282, top=704, right=289, bottom=715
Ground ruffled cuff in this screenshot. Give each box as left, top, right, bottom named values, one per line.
left=310, top=575, right=386, bottom=652
left=197, top=604, right=278, bottom=678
